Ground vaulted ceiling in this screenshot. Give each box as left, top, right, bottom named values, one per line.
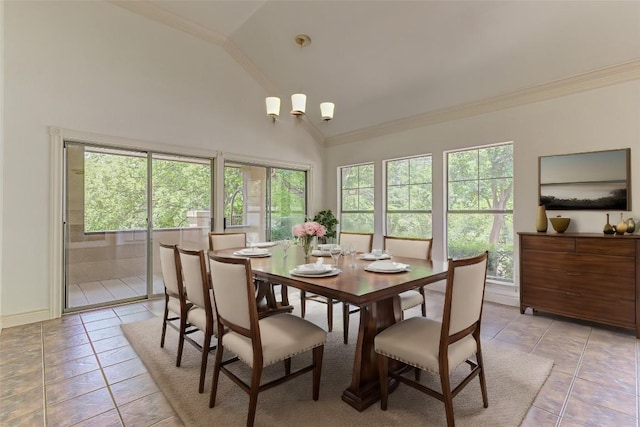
left=113, top=1, right=640, bottom=145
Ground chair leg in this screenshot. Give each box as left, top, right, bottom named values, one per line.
left=440, top=371, right=455, bottom=427
left=477, top=343, right=489, bottom=408
left=327, top=298, right=333, bottom=332
left=312, top=345, right=324, bottom=401
left=300, top=290, right=307, bottom=318
left=176, top=316, right=187, bottom=367
left=247, top=365, right=263, bottom=427
left=199, top=332, right=211, bottom=393
left=280, top=284, right=289, bottom=306
left=284, top=357, right=291, bottom=376
left=209, top=344, right=224, bottom=408
left=160, top=302, right=169, bottom=348
left=342, top=302, right=349, bottom=344
left=419, top=286, right=427, bottom=317
left=378, top=354, right=389, bottom=410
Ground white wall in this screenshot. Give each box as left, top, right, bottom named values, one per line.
left=326, top=80, right=640, bottom=288
left=2, top=1, right=322, bottom=325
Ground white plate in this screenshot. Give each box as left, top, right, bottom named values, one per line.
left=360, top=253, right=391, bottom=261
left=252, top=241, right=277, bottom=248
left=292, top=264, right=334, bottom=275
left=290, top=268, right=341, bottom=278
left=365, top=260, right=410, bottom=273
left=233, top=249, right=271, bottom=258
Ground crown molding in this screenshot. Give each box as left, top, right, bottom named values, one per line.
left=326, top=59, right=640, bottom=146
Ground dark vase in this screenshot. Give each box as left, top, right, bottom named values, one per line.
left=603, top=214, right=615, bottom=235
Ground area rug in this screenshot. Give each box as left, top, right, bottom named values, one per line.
left=121, top=310, right=552, bottom=427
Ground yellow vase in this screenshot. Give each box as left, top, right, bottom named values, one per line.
left=535, top=205, right=548, bottom=232
left=616, top=213, right=628, bottom=235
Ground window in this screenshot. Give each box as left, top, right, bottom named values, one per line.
left=384, top=155, right=432, bottom=238
left=340, top=163, right=374, bottom=233
left=446, top=143, right=514, bottom=282
left=224, top=162, right=307, bottom=241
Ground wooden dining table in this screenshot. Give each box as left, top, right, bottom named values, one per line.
left=210, top=246, right=448, bottom=411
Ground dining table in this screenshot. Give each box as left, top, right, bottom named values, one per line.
left=210, top=246, right=448, bottom=411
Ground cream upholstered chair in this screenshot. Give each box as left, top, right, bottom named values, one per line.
left=300, top=232, right=373, bottom=343
left=208, top=255, right=326, bottom=427
left=384, top=236, right=433, bottom=317
left=209, top=231, right=291, bottom=312
left=177, top=247, right=218, bottom=393
left=374, top=251, right=489, bottom=427
left=339, top=231, right=374, bottom=253
left=159, top=243, right=192, bottom=367
left=208, top=232, right=246, bottom=251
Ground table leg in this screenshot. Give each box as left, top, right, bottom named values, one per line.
left=341, top=296, right=401, bottom=411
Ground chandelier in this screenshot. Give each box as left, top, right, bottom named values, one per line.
left=265, top=34, right=335, bottom=122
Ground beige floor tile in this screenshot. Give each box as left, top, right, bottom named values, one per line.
left=92, top=334, right=131, bottom=354
left=563, top=394, right=636, bottom=427
left=44, top=342, right=95, bottom=366
left=118, top=391, right=178, bottom=427
left=522, top=406, right=559, bottom=427
left=96, top=345, right=138, bottom=368
left=0, top=385, right=43, bottom=425
left=84, top=317, right=123, bottom=332
left=532, top=370, right=573, bottom=415
left=87, top=325, right=123, bottom=342
left=109, top=372, right=160, bottom=406
left=46, top=369, right=107, bottom=405
left=44, top=354, right=100, bottom=384
left=570, top=377, right=637, bottom=418
left=0, top=365, right=43, bottom=400
left=70, top=409, right=123, bottom=427
left=46, top=387, right=115, bottom=426
left=102, top=357, right=148, bottom=385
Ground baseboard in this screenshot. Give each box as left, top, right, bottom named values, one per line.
left=0, top=309, right=51, bottom=332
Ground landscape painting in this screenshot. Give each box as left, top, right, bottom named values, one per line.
left=539, top=148, right=630, bottom=210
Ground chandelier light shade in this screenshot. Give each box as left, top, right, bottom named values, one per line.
left=265, top=34, right=334, bottom=122
left=320, top=102, right=335, bottom=121
left=291, top=93, right=307, bottom=115
left=265, top=97, right=281, bottom=121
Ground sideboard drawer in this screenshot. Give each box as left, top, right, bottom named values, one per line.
left=522, top=286, right=635, bottom=328
left=576, top=238, right=636, bottom=257
left=521, top=235, right=575, bottom=252
left=522, top=251, right=635, bottom=278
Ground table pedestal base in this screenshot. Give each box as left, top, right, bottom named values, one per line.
left=341, top=297, right=401, bottom=411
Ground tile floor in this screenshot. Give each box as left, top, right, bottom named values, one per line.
left=68, top=275, right=164, bottom=309
left=1, top=289, right=639, bottom=426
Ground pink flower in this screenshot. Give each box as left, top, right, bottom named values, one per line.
left=292, top=221, right=327, bottom=238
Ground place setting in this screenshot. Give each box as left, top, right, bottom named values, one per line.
left=232, top=247, right=272, bottom=258
left=290, top=258, right=341, bottom=278
left=364, top=259, right=410, bottom=273
left=359, top=248, right=391, bottom=261
left=311, top=243, right=336, bottom=257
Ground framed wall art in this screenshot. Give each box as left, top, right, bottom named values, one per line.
left=539, top=148, right=630, bottom=210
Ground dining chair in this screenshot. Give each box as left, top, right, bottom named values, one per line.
left=374, top=251, right=489, bottom=427
left=208, top=232, right=246, bottom=251
left=209, top=231, right=291, bottom=314
left=300, top=232, right=373, bottom=344
left=159, top=243, right=193, bottom=367
left=208, top=254, right=327, bottom=427
left=384, top=236, right=433, bottom=317
left=177, top=247, right=219, bottom=393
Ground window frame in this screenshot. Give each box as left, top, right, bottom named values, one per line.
left=338, top=161, right=375, bottom=234
left=383, top=153, right=433, bottom=238
left=445, top=141, right=514, bottom=283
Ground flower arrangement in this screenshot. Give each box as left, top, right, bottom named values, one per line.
left=292, top=221, right=327, bottom=258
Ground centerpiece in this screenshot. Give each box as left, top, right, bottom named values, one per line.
left=292, top=221, right=327, bottom=259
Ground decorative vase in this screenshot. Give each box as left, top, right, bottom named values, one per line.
left=603, top=214, right=615, bottom=235
left=535, top=205, right=548, bottom=232
left=616, top=213, right=628, bottom=235
left=301, top=236, right=314, bottom=260
left=626, top=218, right=636, bottom=234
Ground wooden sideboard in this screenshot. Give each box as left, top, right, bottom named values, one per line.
left=519, top=232, right=640, bottom=338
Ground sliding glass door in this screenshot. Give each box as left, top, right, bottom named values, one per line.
left=224, top=162, right=307, bottom=242
left=64, top=143, right=213, bottom=312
